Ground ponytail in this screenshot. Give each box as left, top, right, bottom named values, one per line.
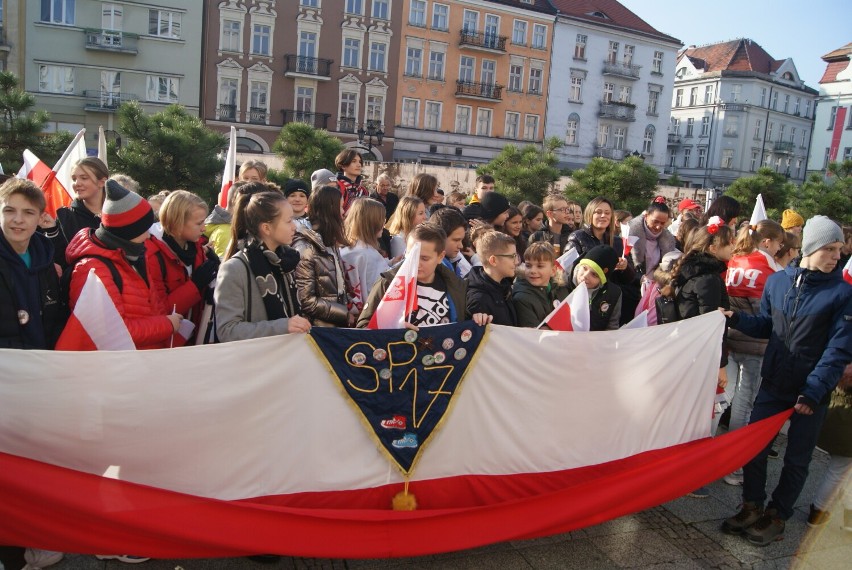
left=732, top=219, right=785, bottom=256
left=226, top=186, right=286, bottom=259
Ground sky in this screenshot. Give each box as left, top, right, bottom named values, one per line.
left=619, top=0, right=850, bottom=89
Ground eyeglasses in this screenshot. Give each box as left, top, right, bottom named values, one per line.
left=494, top=253, right=520, bottom=260
left=550, top=207, right=571, bottom=214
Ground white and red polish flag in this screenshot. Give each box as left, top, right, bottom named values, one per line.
left=554, top=247, right=579, bottom=272
left=367, top=241, right=420, bottom=329
left=843, top=255, right=852, bottom=285
left=537, top=281, right=590, bottom=331
left=17, top=129, right=87, bottom=218
left=620, top=223, right=640, bottom=257
left=749, top=193, right=768, bottom=232
left=54, top=269, right=135, bottom=351
left=218, top=126, right=237, bottom=208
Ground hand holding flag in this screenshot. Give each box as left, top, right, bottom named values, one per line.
left=620, top=223, right=639, bottom=258
left=367, top=242, right=421, bottom=329
left=554, top=247, right=579, bottom=272
left=537, top=282, right=590, bottom=332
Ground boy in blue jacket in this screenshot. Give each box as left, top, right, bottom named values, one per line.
left=721, top=216, right=851, bottom=545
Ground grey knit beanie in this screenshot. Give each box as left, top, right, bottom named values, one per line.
left=801, top=215, right=843, bottom=257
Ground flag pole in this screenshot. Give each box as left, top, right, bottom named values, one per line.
left=39, top=129, right=86, bottom=190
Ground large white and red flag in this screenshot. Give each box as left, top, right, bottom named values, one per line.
left=54, top=269, right=135, bottom=351
left=218, top=126, right=237, bottom=208
left=367, top=241, right=420, bottom=329
left=17, top=129, right=87, bottom=217
left=538, top=281, right=590, bottom=331
left=843, top=255, right=852, bottom=285
left=0, top=313, right=789, bottom=559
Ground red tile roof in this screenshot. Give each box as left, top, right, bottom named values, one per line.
left=548, top=0, right=680, bottom=44
left=820, top=60, right=850, bottom=84
left=681, top=39, right=779, bottom=74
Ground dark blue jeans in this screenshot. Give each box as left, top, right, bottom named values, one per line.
left=742, top=387, right=828, bottom=520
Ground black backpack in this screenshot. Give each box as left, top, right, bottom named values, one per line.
left=60, top=255, right=124, bottom=305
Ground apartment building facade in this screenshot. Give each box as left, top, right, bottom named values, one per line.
left=668, top=39, right=817, bottom=188
left=202, top=0, right=402, bottom=160
left=391, top=0, right=556, bottom=166
left=807, top=42, right=852, bottom=175
left=544, top=0, right=682, bottom=171
left=23, top=0, right=202, bottom=151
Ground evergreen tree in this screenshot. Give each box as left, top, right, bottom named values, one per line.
left=0, top=71, right=72, bottom=173
left=477, top=137, right=563, bottom=204
left=725, top=167, right=795, bottom=221
left=273, top=122, right=344, bottom=184
left=789, top=161, right=852, bottom=223
left=110, top=101, right=225, bottom=203
left=565, top=156, right=659, bottom=214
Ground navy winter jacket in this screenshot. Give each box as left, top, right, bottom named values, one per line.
left=731, top=261, right=852, bottom=408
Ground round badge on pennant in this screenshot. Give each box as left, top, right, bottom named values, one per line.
left=351, top=352, right=367, bottom=366
left=404, top=330, right=418, bottom=343
left=379, top=368, right=392, bottom=380
left=600, top=302, right=610, bottom=313
left=17, top=310, right=29, bottom=325
left=433, top=351, right=446, bottom=364
left=422, top=354, right=435, bottom=366
left=373, top=348, right=387, bottom=361
left=460, top=329, right=473, bottom=343
left=454, top=348, right=467, bottom=360
left=442, top=338, right=454, bottom=350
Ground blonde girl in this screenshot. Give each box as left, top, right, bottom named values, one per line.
left=386, top=195, right=426, bottom=258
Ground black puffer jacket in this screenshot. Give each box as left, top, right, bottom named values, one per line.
left=675, top=252, right=730, bottom=366
left=529, top=221, right=573, bottom=253
left=465, top=266, right=517, bottom=326
left=41, top=199, right=101, bottom=268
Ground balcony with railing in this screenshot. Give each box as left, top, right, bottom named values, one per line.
left=84, top=29, right=138, bottom=54
left=248, top=107, right=268, bottom=124
left=594, top=146, right=626, bottom=160
left=455, top=80, right=503, bottom=101
left=282, top=109, right=331, bottom=130
left=598, top=102, right=636, bottom=121
left=83, top=90, right=136, bottom=112
left=602, top=60, right=641, bottom=80
left=284, top=55, right=333, bottom=79
left=338, top=117, right=357, bottom=133
left=459, top=30, right=507, bottom=53
left=667, top=133, right=682, bottom=145
left=774, top=141, right=795, bottom=154
left=217, top=104, right=236, bottom=121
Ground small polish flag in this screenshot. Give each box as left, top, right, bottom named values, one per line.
left=55, top=269, right=135, bottom=351
left=620, top=223, right=640, bottom=257
left=537, top=282, right=590, bottom=332
left=555, top=247, right=579, bottom=272
left=219, top=126, right=237, bottom=208
left=842, top=256, right=852, bottom=285
left=367, top=241, right=421, bottom=329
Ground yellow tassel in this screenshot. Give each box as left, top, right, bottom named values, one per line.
left=391, top=479, right=417, bottom=511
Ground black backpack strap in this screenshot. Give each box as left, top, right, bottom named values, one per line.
left=155, top=250, right=168, bottom=281
left=64, top=255, right=123, bottom=294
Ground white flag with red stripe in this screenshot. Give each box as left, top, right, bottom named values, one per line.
left=54, top=269, right=135, bottom=351
left=367, top=241, right=420, bottom=329
left=17, top=130, right=87, bottom=217
left=219, top=126, right=237, bottom=208
left=749, top=193, right=767, bottom=231
left=537, top=282, right=590, bottom=331
left=843, top=255, right=852, bottom=285
left=554, top=247, right=579, bottom=272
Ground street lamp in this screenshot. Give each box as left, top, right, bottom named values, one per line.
left=357, top=122, right=384, bottom=153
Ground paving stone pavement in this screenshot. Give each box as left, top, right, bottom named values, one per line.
left=37, top=437, right=852, bottom=570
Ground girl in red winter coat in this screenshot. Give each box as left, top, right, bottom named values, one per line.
left=146, top=191, right=220, bottom=345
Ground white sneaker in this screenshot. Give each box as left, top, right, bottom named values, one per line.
left=24, top=549, right=64, bottom=570
left=96, top=555, right=150, bottom=564
left=723, top=469, right=744, bottom=486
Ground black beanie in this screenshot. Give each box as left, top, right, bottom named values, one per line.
left=283, top=178, right=311, bottom=199
left=480, top=192, right=510, bottom=222
left=577, top=245, right=619, bottom=285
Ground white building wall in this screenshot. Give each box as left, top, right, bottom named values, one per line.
left=807, top=61, right=852, bottom=174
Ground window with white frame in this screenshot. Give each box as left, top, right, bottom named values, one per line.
left=149, top=9, right=181, bottom=38
left=147, top=75, right=179, bottom=103
left=753, top=119, right=762, bottom=139
left=597, top=124, right=610, bottom=147
left=612, top=126, right=625, bottom=150
left=675, top=89, right=683, bottom=107
left=751, top=151, right=758, bottom=171
left=508, top=64, right=523, bottom=92
left=795, top=158, right=803, bottom=177
left=569, top=75, right=583, bottom=102
left=372, top=0, right=389, bottom=19
left=221, top=19, right=241, bottom=52
left=410, top=0, right=426, bottom=26
left=252, top=24, right=271, bottom=55
left=296, top=86, right=314, bottom=114
left=343, top=38, right=361, bottom=68
left=790, top=126, right=796, bottom=143
left=366, top=95, right=383, bottom=123
left=39, top=65, right=74, bottom=94
left=686, top=118, right=694, bottom=137
left=731, top=84, right=741, bottom=102
left=761, top=152, right=771, bottom=167
left=643, top=125, right=655, bottom=154
left=300, top=0, right=318, bottom=5
left=779, top=124, right=786, bottom=141
left=476, top=108, right=492, bottom=136
left=771, top=91, right=778, bottom=110
left=455, top=105, right=471, bottom=134
left=345, top=0, right=363, bottom=15
left=767, top=122, right=774, bottom=141
left=524, top=115, right=539, bottom=140
left=682, top=147, right=691, bottom=167
left=480, top=59, right=495, bottom=85
left=619, top=85, right=631, bottom=103
left=697, top=147, right=707, bottom=168
left=800, top=129, right=807, bottom=147
left=512, top=20, right=527, bottom=45
left=484, top=15, right=499, bottom=46
left=701, top=116, right=710, bottom=136
left=774, top=156, right=782, bottom=172
left=505, top=112, right=520, bottom=139
left=804, top=101, right=811, bottom=118
left=428, top=50, right=445, bottom=80
left=828, top=106, right=838, bottom=129
left=623, top=45, right=634, bottom=66
left=607, top=41, right=619, bottom=63
left=704, top=85, right=713, bottom=104
left=575, top=34, right=587, bottom=59
left=405, top=47, right=423, bottom=77
left=724, top=116, right=739, bottom=136
left=528, top=67, right=542, bottom=95
left=340, top=91, right=357, bottom=125
left=102, top=3, right=123, bottom=31
left=401, top=98, right=419, bottom=128
left=689, top=87, right=698, bottom=106
left=99, top=71, right=121, bottom=106
left=532, top=24, right=546, bottom=49
left=647, top=90, right=659, bottom=115
left=432, top=4, right=449, bottom=31
left=759, top=87, right=766, bottom=107
left=652, top=51, right=663, bottom=74
left=425, top=101, right=442, bottom=130
left=669, top=152, right=676, bottom=167
left=369, top=42, right=387, bottom=71
left=462, top=10, right=478, bottom=33
left=783, top=94, right=789, bottom=113
left=671, top=117, right=680, bottom=135
left=459, top=56, right=474, bottom=82
left=566, top=113, right=580, bottom=145
left=793, top=97, right=800, bottom=115
left=823, top=148, right=830, bottom=168
left=249, top=81, right=269, bottom=121
left=721, top=148, right=734, bottom=169
left=41, top=0, right=75, bottom=24
left=603, top=82, right=614, bottom=103
left=219, top=78, right=238, bottom=113
left=299, top=31, right=317, bottom=58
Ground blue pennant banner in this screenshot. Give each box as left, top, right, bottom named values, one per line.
left=308, top=322, right=486, bottom=475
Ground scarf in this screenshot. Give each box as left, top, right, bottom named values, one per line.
left=243, top=240, right=300, bottom=321
left=642, top=219, right=663, bottom=273
left=163, top=234, right=197, bottom=267
left=94, top=227, right=148, bottom=284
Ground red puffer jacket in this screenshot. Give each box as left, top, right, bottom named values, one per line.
left=65, top=229, right=174, bottom=349
left=145, top=236, right=205, bottom=335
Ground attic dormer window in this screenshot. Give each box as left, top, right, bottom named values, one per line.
left=587, top=11, right=609, bottom=19
left=782, top=72, right=793, bottom=80
left=675, top=67, right=687, bottom=79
